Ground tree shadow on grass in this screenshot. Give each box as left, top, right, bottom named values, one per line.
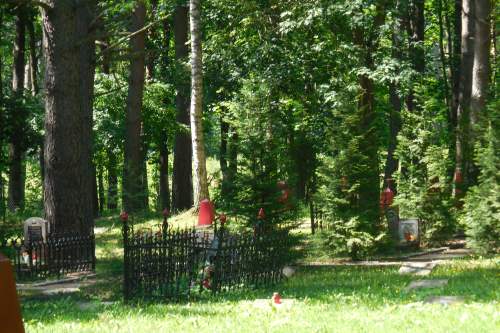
left=20, top=260, right=499, bottom=326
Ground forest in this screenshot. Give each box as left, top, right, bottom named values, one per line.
left=0, top=1, right=499, bottom=332
left=0, top=0, right=498, bottom=256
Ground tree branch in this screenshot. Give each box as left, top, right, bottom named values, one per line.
left=5, top=0, right=50, bottom=11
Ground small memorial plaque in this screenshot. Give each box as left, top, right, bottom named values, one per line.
left=23, top=217, right=50, bottom=244
left=398, top=218, right=419, bottom=246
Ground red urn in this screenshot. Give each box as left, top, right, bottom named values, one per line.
left=162, top=208, right=169, bottom=217
left=380, top=186, right=394, bottom=210
left=219, top=213, right=227, bottom=225
left=272, top=292, right=282, bottom=304
left=120, top=211, right=129, bottom=222
left=198, top=199, right=215, bottom=227
left=258, top=208, right=266, bottom=220
left=453, top=168, right=463, bottom=184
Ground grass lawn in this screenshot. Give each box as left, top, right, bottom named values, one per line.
left=20, top=215, right=500, bottom=333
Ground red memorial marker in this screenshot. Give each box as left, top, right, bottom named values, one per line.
left=272, top=292, right=282, bottom=304
left=258, top=208, right=265, bottom=220
left=198, top=199, right=215, bottom=227
left=380, top=186, right=394, bottom=210
left=120, top=211, right=129, bottom=222
left=219, top=213, right=227, bottom=225
left=0, top=253, right=25, bottom=333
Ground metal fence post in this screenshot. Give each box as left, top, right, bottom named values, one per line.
left=120, top=211, right=130, bottom=301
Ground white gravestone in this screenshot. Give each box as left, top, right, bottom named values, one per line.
left=23, top=217, right=50, bottom=244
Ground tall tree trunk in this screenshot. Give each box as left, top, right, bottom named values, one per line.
left=158, top=139, right=170, bottom=211
left=100, top=37, right=111, bottom=74
left=106, top=149, right=118, bottom=210
left=142, top=145, right=149, bottom=209
left=146, top=0, right=158, bottom=80
left=228, top=128, right=238, bottom=184
left=8, top=5, right=27, bottom=212
left=98, top=167, right=105, bottom=213
left=220, top=116, right=229, bottom=195
left=385, top=84, right=402, bottom=191
left=27, top=9, right=38, bottom=96
left=470, top=0, right=491, bottom=128
left=189, top=0, right=209, bottom=206
left=454, top=0, right=475, bottom=197
left=172, top=3, right=193, bottom=211
left=451, top=0, right=463, bottom=126
left=161, top=12, right=171, bottom=78
left=469, top=0, right=491, bottom=184
left=123, top=1, right=147, bottom=213
left=42, top=0, right=97, bottom=235
left=384, top=2, right=403, bottom=191
left=92, top=165, right=99, bottom=217
left=39, top=141, right=44, bottom=206
left=157, top=10, right=172, bottom=212
left=437, top=0, right=451, bottom=109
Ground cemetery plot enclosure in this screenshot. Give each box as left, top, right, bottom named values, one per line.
left=122, top=219, right=291, bottom=302
left=0, top=233, right=96, bottom=281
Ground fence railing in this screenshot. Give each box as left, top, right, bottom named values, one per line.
left=122, top=215, right=291, bottom=302
left=0, top=233, right=95, bottom=281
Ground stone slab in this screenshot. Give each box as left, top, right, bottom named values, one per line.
left=41, top=287, right=80, bottom=295
left=405, top=279, right=448, bottom=291
left=94, top=227, right=107, bottom=234
left=399, top=262, right=436, bottom=275
left=424, top=296, right=465, bottom=305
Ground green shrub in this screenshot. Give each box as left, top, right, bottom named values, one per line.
left=324, top=217, right=386, bottom=260
left=462, top=123, right=500, bottom=254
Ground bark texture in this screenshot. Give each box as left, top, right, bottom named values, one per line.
left=454, top=0, right=475, bottom=196
left=157, top=13, right=172, bottom=212
left=189, top=0, right=209, bottom=206
left=27, top=9, right=38, bottom=95
left=42, top=0, right=97, bottom=234
left=106, top=149, right=118, bottom=210
left=451, top=0, right=463, bottom=126
left=470, top=0, right=491, bottom=126
left=159, top=141, right=170, bottom=211
left=220, top=117, right=229, bottom=195
left=468, top=0, right=491, bottom=184
left=172, top=4, right=193, bottom=211
left=8, top=5, right=27, bottom=211
left=123, top=1, right=148, bottom=213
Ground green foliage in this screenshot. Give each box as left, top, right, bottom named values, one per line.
left=461, top=108, right=500, bottom=254
left=324, top=217, right=386, bottom=260
left=395, top=81, right=456, bottom=245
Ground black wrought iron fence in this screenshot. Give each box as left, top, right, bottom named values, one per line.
left=122, top=224, right=202, bottom=301
left=0, top=233, right=95, bottom=281
left=122, top=214, right=291, bottom=302
left=209, top=227, right=290, bottom=293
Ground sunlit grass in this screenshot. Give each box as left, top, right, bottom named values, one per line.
left=19, top=214, right=500, bottom=333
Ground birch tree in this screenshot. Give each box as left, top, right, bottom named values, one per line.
left=189, top=0, right=209, bottom=206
